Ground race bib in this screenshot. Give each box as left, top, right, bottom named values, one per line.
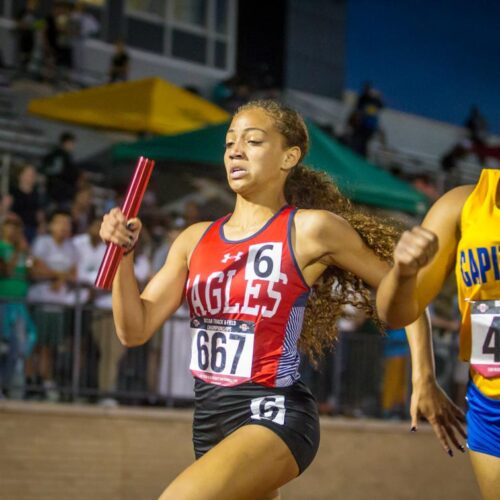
left=189, top=317, right=255, bottom=386
left=470, top=300, right=500, bottom=378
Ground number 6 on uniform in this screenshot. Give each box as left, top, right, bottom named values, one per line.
left=245, top=242, right=282, bottom=282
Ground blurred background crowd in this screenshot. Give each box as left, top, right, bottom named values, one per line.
left=0, top=0, right=498, bottom=420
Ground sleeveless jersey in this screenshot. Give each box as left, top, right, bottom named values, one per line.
left=455, top=169, right=500, bottom=398
left=185, top=205, right=310, bottom=388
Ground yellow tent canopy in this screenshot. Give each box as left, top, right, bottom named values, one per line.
left=28, top=77, right=229, bottom=135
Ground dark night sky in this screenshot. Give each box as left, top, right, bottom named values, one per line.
left=347, top=0, right=500, bottom=131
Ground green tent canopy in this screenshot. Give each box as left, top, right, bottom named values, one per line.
left=112, top=121, right=429, bottom=214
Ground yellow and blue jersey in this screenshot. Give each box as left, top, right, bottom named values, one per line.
left=455, top=168, right=500, bottom=398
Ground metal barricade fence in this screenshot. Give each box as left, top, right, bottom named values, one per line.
left=0, top=295, right=194, bottom=406
left=0, top=295, right=460, bottom=416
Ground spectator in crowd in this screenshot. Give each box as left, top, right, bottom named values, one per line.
left=42, top=1, right=72, bottom=83
left=299, top=350, right=336, bottom=417
left=337, top=304, right=380, bottom=417
left=9, top=164, right=45, bottom=243
left=440, top=140, right=470, bottom=192
left=40, top=131, right=81, bottom=209
left=133, top=227, right=153, bottom=287
left=0, top=49, right=9, bottom=87
left=69, top=1, right=100, bottom=79
left=0, top=213, right=37, bottom=398
left=70, top=186, right=95, bottom=235
left=0, top=193, right=12, bottom=221
left=464, top=105, right=488, bottom=148
left=183, top=200, right=201, bottom=227
left=74, top=218, right=151, bottom=406
left=343, top=82, right=384, bottom=157
left=212, top=76, right=236, bottom=106
left=409, top=173, right=440, bottom=202
left=55, top=1, right=73, bottom=70
left=380, top=328, right=409, bottom=419
left=151, top=218, right=184, bottom=276
left=73, top=218, right=118, bottom=406
left=109, top=40, right=129, bottom=83
left=15, top=0, right=39, bottom=74
left=41, top=3, right=58, bottom=81
left=27, top=210, right=77, bottom=401
left=301, top=302, right=369, bottom=418
left=147, top=219, right=184, bottom=397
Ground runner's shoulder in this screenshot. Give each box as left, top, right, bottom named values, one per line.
left=294, top=208, right=351, bottom=241
left=176, top=221, right=213, bottom=255
left=437, top=184, right=475, bottom=206
left=422, top=185, right=475, bottom=233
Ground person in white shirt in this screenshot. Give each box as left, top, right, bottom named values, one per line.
left=28, top=210, right=77, bottom=400
left=74, top=218, right=150, bottom=406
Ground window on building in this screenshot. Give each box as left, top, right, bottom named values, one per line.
left=81, top=0, right=106, bottom=5
left=171, top=29, right=207, bottom=64
left=215, top=0, right=228, bottom=34
left=125, top=0, right=166, bottom=19
left=125, top=0, right=234, bottom=71
left=172, top=0, right=207, bottom=28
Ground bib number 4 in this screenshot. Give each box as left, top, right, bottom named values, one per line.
left=481, top=316, right=500, bottom=363
left=471, top=301, right=500, bottom=377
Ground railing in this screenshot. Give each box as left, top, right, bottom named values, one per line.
left=372, top=144, right=484, bottom=187
left=0, top=295, right=462, bottom=418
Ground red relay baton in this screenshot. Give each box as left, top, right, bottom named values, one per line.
left=94, top=156, right=155, bottom=290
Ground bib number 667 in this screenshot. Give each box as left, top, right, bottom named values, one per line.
left=196, top=330, right=246, bottom=374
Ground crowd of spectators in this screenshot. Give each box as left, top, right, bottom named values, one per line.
left=338, top=84, right=497, bottom=201
left=13, top=0, right=128, bottom=86
left=0, top=129, right=208, bottom=406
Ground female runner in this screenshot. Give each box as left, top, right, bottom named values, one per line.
left=377, top=169, right=500, bottom=499
left=100, top=100, right=464, bottom=500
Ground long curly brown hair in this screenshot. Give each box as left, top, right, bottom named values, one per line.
left=238, top=100, right=402, bottom=362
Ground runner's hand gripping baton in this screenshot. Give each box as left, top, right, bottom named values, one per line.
left=94, top=156, right=155, bottom=290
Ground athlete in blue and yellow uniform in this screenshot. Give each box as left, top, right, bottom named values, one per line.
left=377, top=169, right=500, bottom=500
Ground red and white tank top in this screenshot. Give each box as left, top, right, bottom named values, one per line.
left=186, top=205, right=310, bottom=388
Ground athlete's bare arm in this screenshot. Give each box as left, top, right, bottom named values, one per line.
left=100, top=208, right=211, bottom=346
left=292, top=209, right=390, bottom=288
left=294, top=208, right=466, bottom=453
left=376, top=185, right=474, bottom=328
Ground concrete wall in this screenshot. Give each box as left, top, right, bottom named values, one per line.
left=285, top=0, right=346, bottom=99
left=0, top=401, right=480, bottom=500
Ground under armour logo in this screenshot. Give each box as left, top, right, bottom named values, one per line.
left=221, top=252, right=244, bottom=263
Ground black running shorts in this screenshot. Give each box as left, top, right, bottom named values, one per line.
left=192, top=378, right=320, bottom=474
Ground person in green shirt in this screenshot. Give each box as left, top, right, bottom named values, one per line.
left=0, top=213, right=37, bottom=398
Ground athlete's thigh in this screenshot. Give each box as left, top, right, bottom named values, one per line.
left=159, top=424, right=299, bottom=500
left=469, top=450, right=500, bottom=500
